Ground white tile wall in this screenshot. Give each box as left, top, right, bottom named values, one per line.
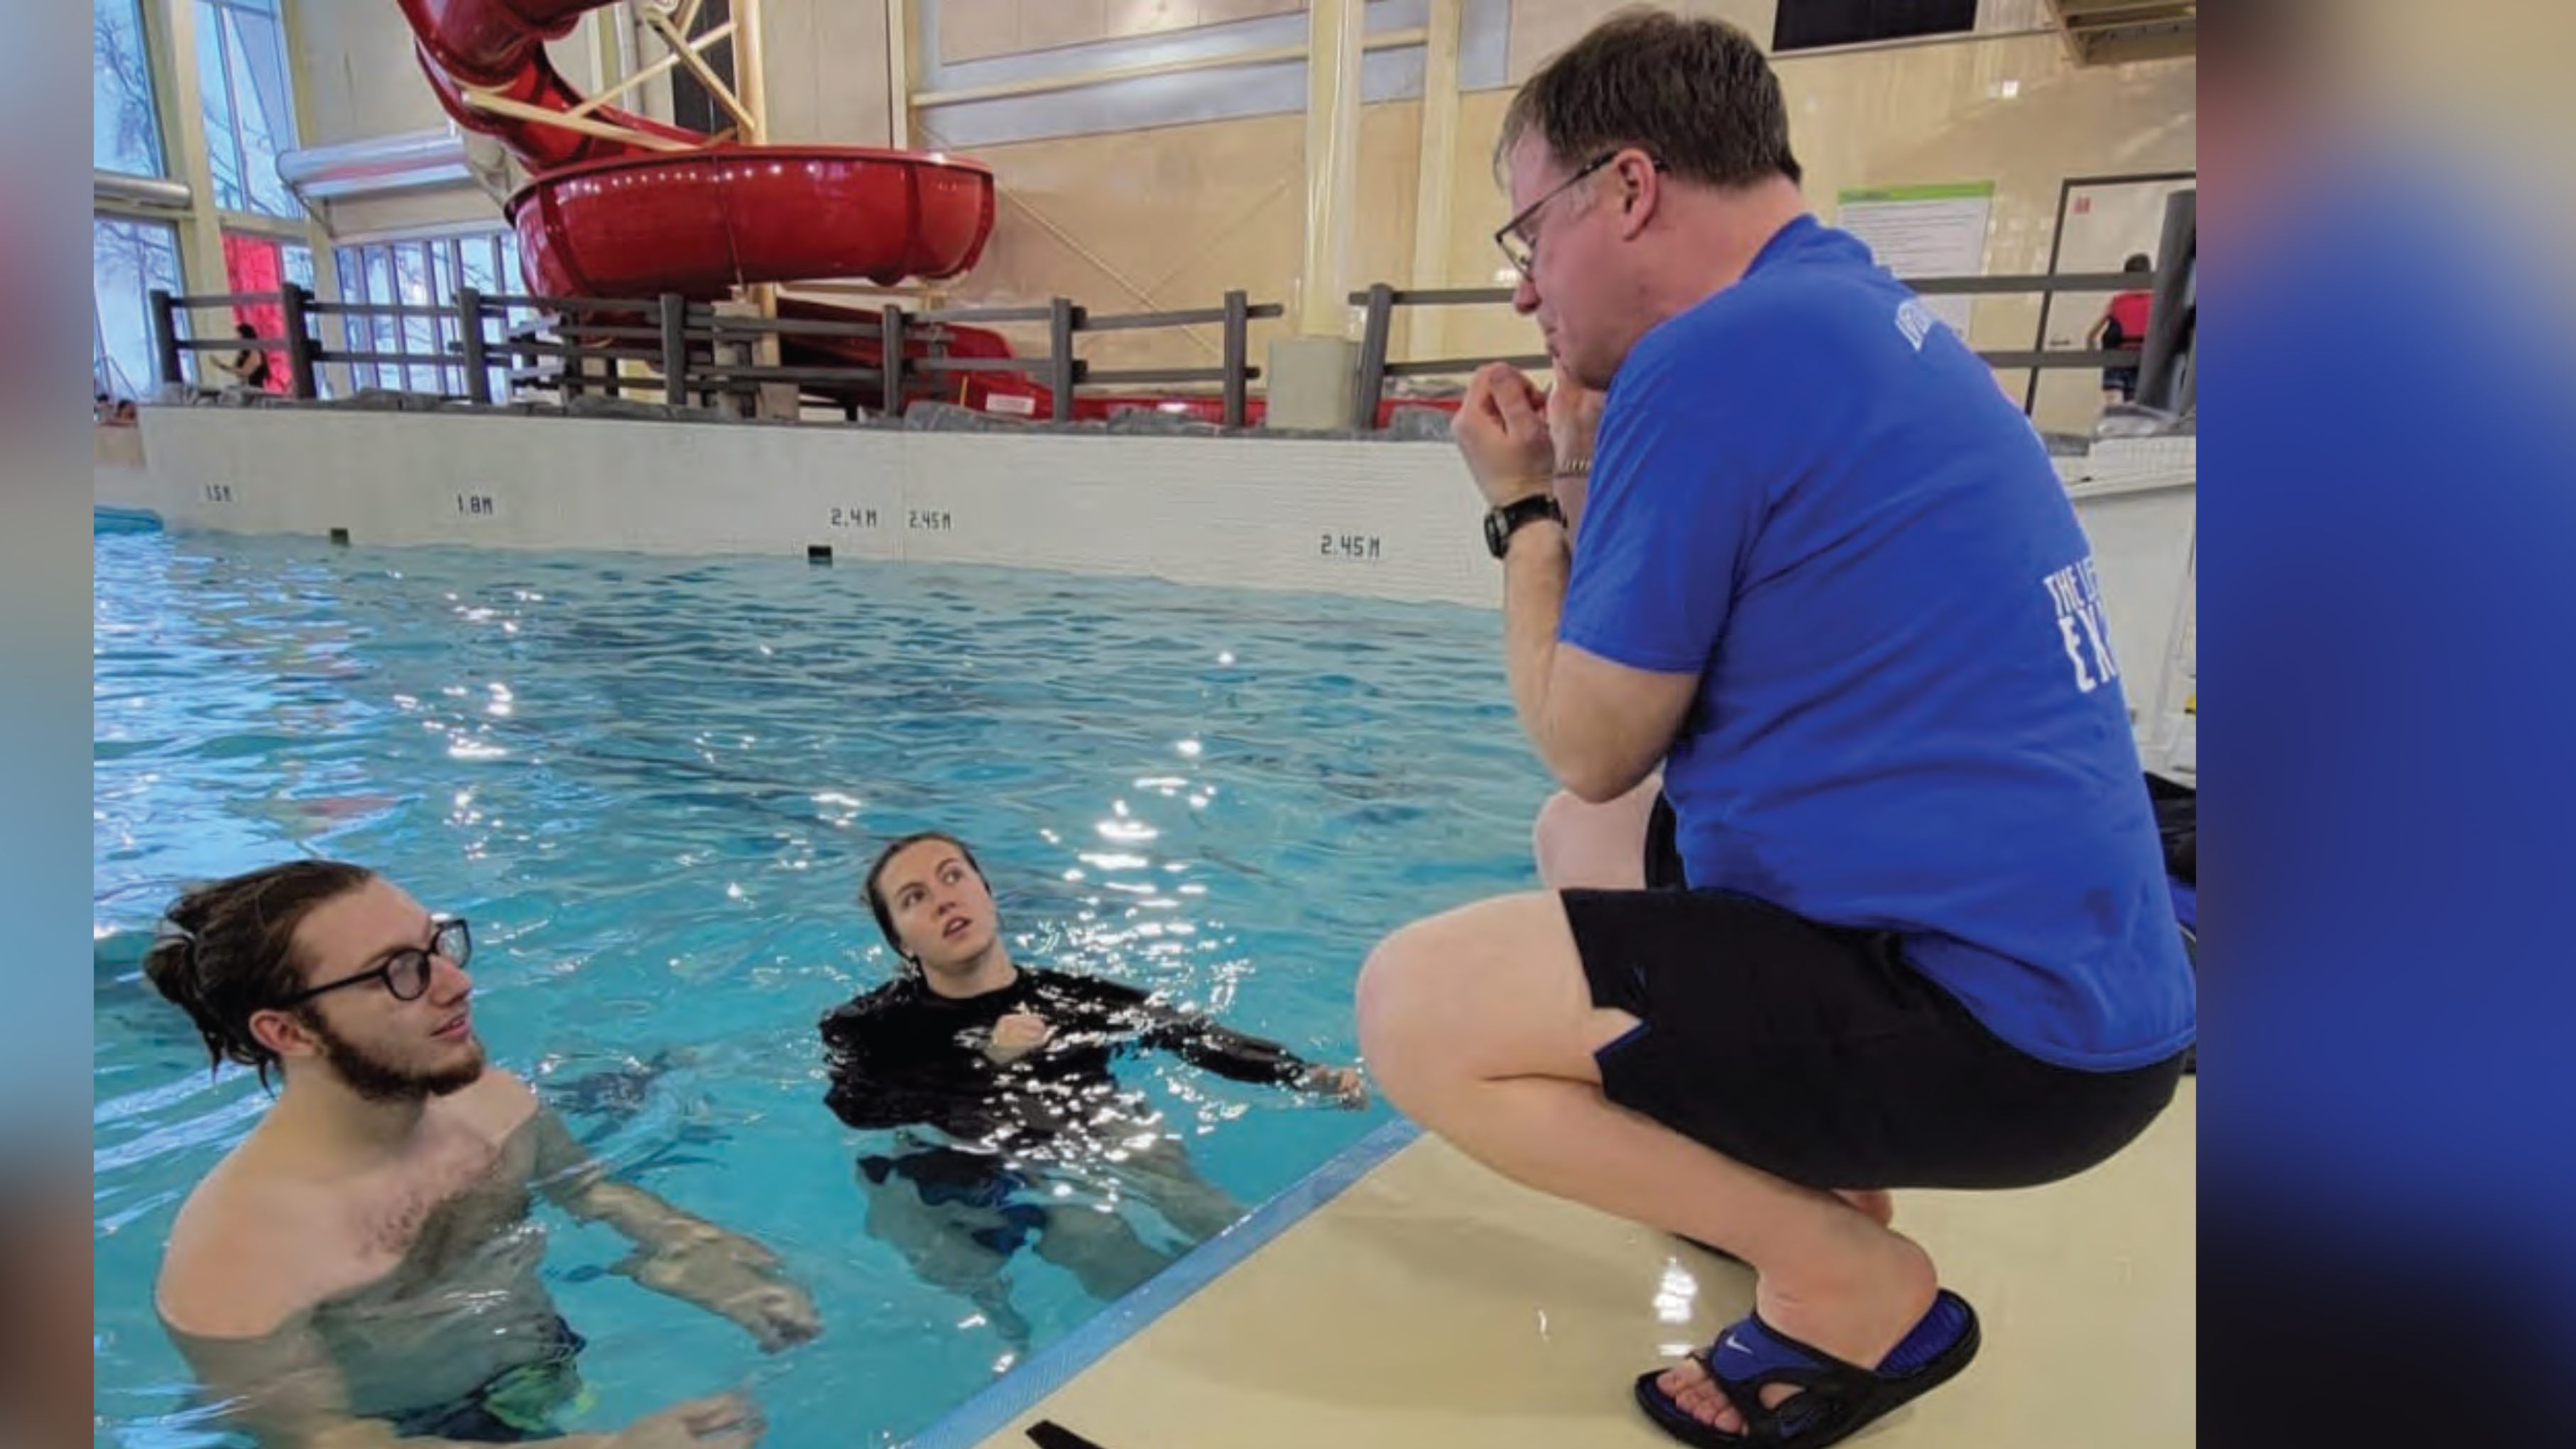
left=114, top=410, right=2192, bottom=759
left=124, top=410, right=1503, bottom=606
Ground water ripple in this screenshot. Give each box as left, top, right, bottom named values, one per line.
left=94, top=533, right=1549, bottom=1448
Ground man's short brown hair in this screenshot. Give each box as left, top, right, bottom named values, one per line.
left=1499, top=9, right=1801, bottom=190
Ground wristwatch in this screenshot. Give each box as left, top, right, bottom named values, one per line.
left=1483, top=493, right=1565, bottom=559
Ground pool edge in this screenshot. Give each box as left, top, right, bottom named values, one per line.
left=900, top=1116, right=1423, bottom=1449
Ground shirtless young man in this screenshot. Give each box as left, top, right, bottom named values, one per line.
left=145, top=860, right=820, bottom=1446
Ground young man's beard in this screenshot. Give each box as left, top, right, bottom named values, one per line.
left=302, top=1011, right=486, bottom=1103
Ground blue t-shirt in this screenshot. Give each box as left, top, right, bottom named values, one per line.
left=1559, top=215, right=2194, bottom=1071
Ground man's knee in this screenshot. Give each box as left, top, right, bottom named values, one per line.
left=1355, top=919, right=1467, bottom=1106
left=1353, top=923, right=1429, bottom=1059
left=1531, top=789, right=1584, bottom=887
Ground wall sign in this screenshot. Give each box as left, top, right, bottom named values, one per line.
left=1835, top=181, right=1994, bottom=337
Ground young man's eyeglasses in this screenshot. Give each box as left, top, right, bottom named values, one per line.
left=1493, top=151, right=1664, bottom=280
left=281, top=917, right=471, bottom=1005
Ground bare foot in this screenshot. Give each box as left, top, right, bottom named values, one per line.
left=1654, top=1227, right=1938, bottom=1436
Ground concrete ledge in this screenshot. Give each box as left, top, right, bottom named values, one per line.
left=119, top=405, right=2192, bottom=701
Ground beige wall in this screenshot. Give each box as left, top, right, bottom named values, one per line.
left=940, top=0, right=1304, bottom=65
left=1447, top=18, right=2195, bottom=433
left=295, top=4, right=621, bottom=147
left=762, top=0, right=897, bottom=147
left=293, top=0, right=454, bottom=148
left=290, top=3, right=618, bottom=238
left=915, top=99, right=1424, bottom=372
left=1508, top=0, right=1777, bottom=82
left=1778, top=34, right=2194, bottom=434
left=1510, top=0, right=2059, bottom=73
left=285, top=1, right=2190, bottom=429
left=926, top=23, right=2190, bottom=420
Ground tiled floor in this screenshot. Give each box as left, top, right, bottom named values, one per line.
left=968, top=1081, right=2194, bottom=1448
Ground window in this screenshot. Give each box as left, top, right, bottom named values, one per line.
left=669, top=0, right=736, bottom=137
left=94, top=0, right=166, bottom=177
left=94, top=217, right=187, bottom=399
left=219, top=232, right=313, bottom=394
left=334, top=231, right=525, bottom=400
left=197, top=0, right=298, bottom=217
left=1774, top=0, right=1980, bottom=53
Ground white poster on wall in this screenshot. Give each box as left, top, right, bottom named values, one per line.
left=1835, top=181, right=1995, bottom=337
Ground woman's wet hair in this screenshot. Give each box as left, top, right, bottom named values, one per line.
left=142, top=860, right=375, bottom=1086
left=861, top=831, right=988, bottom=963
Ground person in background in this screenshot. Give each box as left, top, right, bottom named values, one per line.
left=822, top=831, right=1364, bottom=1343
left=209, top=322, right=275, bottom=393
left=147, top=860, right=816, bottom=1447
left=2087, top=253, right=2156, bottom=405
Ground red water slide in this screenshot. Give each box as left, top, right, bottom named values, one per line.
left=391, top=0, right=1409, bottom=425
left=396, top=0, right=995, bottom=306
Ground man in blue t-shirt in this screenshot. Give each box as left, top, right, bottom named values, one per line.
left=1352, top=13, right=2193, bottom=1447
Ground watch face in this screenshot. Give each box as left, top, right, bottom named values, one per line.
left=1484, top=498, right=1558, bottom=558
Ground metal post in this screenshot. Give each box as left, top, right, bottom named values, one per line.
left=717, top=317, right=755, bottom=420
left=885, top=0, right=913, bottom=150
left=736, top=0, right=770, bottom=143
left=2136, top=189, right=2196, bottom=414
left=150, top=288, right=185, bottom=389
left=1047, top=296, right=1081, bottom=422
left=929, top=311, right=952, bottom=405
left=457, top=287, right=492, bottom=404
left=278, top=283, right=319, bottom=399
left=660, top=292, right=689, bottom=408
left=1350, top=283, right=1394, bottom=431
left=880, top=304, right=906, bottom=418
left=1221, top=290, right=1250, bottom=430
left=1407, top=0, right=1463, bottom=364
left=567, top=317, right=591, bottom=400
left=1298, top=0, right=1365, bottom=338
left=2024, top=176, right=2077, bottom=416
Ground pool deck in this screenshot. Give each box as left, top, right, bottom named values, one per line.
left=917, top=1081, right=2195, bottom=1449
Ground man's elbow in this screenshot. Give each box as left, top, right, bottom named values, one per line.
left=1556, top=754, right=1646, bottom=806
left=550, top=1171, right=623, bottom=1219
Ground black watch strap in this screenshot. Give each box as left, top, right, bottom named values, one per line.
left=1485, top=493, right=1565, bottom=559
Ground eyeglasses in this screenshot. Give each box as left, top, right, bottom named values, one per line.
left=281, top=916, right=471, bottom=1005
left=1493, top=151, right=1663, bottom=280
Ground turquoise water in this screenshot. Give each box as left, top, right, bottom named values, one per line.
left=93, top=528, right=1547, bottom=1448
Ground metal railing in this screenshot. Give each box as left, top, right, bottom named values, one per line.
left=1346, top=194, right=2196, bottom=430
left=151, top=285, right=1287, bottom=427
left=149, top=192, right=2191, bottom=434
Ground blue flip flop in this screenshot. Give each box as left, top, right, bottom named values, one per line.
left=1634, top=1289, right=1981, bottom=1447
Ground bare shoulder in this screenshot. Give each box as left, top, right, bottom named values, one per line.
left=155, top=1157, right=339, bottom=1340
left=448, top=1066, right=541, bottom=1143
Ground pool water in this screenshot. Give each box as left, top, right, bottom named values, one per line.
left=93, top=530, right=1549, bottom=1448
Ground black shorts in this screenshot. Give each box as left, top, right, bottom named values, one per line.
left=1578, top=798, right=2185, bottom=1191
left=1644, top=792, right=1689, bottom=890
left=858, top=1142, right=1050, bottom=1256
left=386, top=1316, right=586, bottom=1443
